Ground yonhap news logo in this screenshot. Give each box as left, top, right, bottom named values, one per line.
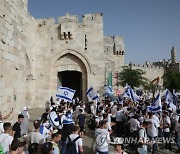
left=113, top=137, right=175, bottom=144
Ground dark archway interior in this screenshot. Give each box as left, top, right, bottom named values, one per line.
left=57, top=71, right=82, bottom=100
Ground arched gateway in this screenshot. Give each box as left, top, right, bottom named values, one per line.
left=50, top=49, right=91, bottom=101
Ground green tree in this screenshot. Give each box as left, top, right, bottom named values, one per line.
left=163, top=71, right=180, bottom=91
left=118, top=66, right=147, bottom=88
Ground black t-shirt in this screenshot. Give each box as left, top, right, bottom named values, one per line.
left=41, top=112, right=49, bottom=123
left=13, top=122, right=21, bottom=139
left=78, top=114, right=85, bottom=127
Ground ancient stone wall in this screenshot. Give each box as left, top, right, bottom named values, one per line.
left=128, top=63, right=165, bottom=86
left=0, top=0, right=37, bottom=119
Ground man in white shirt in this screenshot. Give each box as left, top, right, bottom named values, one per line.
left=116, top=105, right=124, bottom=137
left=95, top=120, right=110, bottom=154
left=128, top=115, right=140, bottom=136
left=147, top=112, right=158, bottom=154
left=50, top=129, right=62, bottom=154
left=0, top=122, right=13, bottom=153
left=162, top=110, right=172, bottom=151
left=138, top=120, right=151, bottom=154
left=29, top=120, right=45, bottom=144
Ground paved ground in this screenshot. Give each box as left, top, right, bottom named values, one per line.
left=28, top=108, right=178, bottom=154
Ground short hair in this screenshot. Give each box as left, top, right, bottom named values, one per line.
left=72, top=125, right=80, bottom=132
left=51, top=129, right=62, bottom=139
left=28, top=143, right=39, bottom=154
left=11, top=139, right=25, bottom=151
left=3, top=122, right=11, bottom=131
left=143, top=120, right=151, bottom=126
left=99, top=120, right=107, bottom=127
left=33, top=120, right=40, bottom=129
left=79, top=108, right=83, bottom=113
left=45, top=107, right=50, bottom=112
left=42, top=142, right=53, bottom=154
left=18, top=114, right=24, bottom=119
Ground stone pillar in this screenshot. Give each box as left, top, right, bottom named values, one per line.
left=171, top=46, right=177, bottom=63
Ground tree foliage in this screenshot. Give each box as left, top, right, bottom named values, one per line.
left=118, top=66, right=147, bottom=88
left=163, top=71, right=180, bottom=91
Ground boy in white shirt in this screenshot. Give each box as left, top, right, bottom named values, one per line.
left=0, top=122, right=13, bottom=153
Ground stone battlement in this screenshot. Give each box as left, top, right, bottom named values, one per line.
left=36, top=18, right=56, bottom=26
left=129, top=63, right=164, bottom=69
left=35, top=13, right=103, bottom=27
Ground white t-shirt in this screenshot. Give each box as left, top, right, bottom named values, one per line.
left=147, top=119, right=158, bottom=137
left=139, top=128, right=148, bottom=152
left=163, top=116, right=171, bottom=132
left=116, top=110, right=124, bottom=122
left=0, top=133, right=13, bottom=153
left=95, top=128, right=110, bottom=152
left=128, top=118, right=140, bottom=132
left=152, top=115, right=160, bottom=128
left=75, top=105, right=81, bottom=114
left=29, top=131, right=45, bottom=144
left=67, top=134, right=83, bottom=153
left=90, top=105, right=96, bottom=115
left=111, top=105, right=117, bottom=118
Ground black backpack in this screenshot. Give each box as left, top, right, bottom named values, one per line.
left=65, top=135, right=81, bottom=154
left=88, top=116, right=97, bottom=130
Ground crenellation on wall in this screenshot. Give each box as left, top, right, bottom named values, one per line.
left=37, top=18, right=55, bottom=26
left=58, top=13, right=78, bottom=23
left=82, top=13, right=103, bottom=24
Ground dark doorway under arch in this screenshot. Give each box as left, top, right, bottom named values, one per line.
left=57, top=71, right=82, bottom=100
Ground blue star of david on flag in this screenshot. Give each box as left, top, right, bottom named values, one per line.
left=56, top=87, right=76, bottom=102
left=64, top=91, right=68, bottom=96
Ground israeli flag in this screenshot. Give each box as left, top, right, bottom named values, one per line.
left=173, top=89, right=178, bottom=104
left=87, top=87, right=99, bottom=101
left=165, top=89, right=174, bottom=104
left=56, top=87, right=76, bottom=102
left=148, top=93, right=162, bottom=112
left=164, top=89, right=176, bottom=111
left=123, top=85, right=140, bottom=102
left=104, top=85, right=114, bottom=95
left=103, top=85, right=115, bottom=101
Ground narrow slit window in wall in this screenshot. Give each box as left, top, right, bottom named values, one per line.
left=85, top=35, right=87, bottom=50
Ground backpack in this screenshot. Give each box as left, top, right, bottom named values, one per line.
left=88, top=116, right=97, bottom=130
left=131, top=128, right=144, bottom=148
left=65, top=135, right=81, bottom=154
left=0, top=145, right=4, bottom=154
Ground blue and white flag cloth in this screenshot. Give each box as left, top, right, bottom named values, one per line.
left=164, top=89, right=176, bottom=111
left=56, top=87, right=76, bottom=102
left=123, top=85, right=140, bottom=102
left=148, top=93, right=162, bottom=113
left=103, top=85, right=115, bottom=101
left=164, top=89, right=174, bottom=104
left=87, top=86, right=99, bottom=101
left=104, top=85, right=114, bottom=95
left=173, top=89, right=178, bottom=104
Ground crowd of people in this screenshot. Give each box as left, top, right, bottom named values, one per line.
left=0, top=93, right=180, bottom=154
